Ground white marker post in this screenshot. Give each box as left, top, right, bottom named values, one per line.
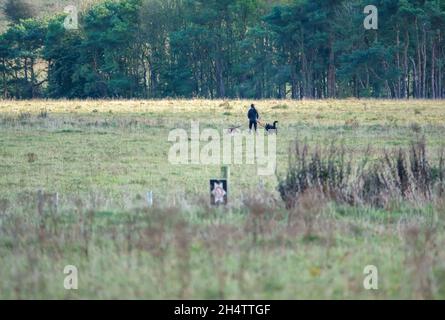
left=146, top=191, right=153, bottom=208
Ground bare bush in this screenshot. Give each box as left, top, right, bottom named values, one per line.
left=278, top=138, right=445, bottom=208
left=277, top=140, right=355, bottom=208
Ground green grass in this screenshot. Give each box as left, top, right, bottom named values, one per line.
left=1, top=99, right=444, bottom=198
left=0, top=99, right=445, bottom=299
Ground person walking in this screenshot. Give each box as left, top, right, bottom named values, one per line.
left=247, top=104, right=259, bottom=133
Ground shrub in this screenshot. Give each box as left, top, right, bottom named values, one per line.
left=271, top=104, right=289, bottom=110
left=3, top=0, right=35, bottom=24
left=38, top=109, right=48, bottom=119
left=278, top=138, right=445, bottom=208
left=18, top=112, right=31, bottom=121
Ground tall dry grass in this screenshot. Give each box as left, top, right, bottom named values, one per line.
left=278, top=138, right=445, bottom=209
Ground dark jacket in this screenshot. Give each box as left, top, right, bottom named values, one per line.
left=247, top=107, right=259, bottom=121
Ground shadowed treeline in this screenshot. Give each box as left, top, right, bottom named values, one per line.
left=0, top=0, right=444, bottom=99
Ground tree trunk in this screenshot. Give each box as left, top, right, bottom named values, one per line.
left=2, top=59, right=7, bottom=99
left=327, top=37, right=336, bottom=98
left=396, top=28, right=401, bottom=99
left=411, top=57, right=418, bottom=98
left=431, top=36, right=435, bottom=99
left=403, top=30, right=410, bottom=99
left=215, top=57, right=225, bottom=98
left=422, top=25, right=427, bottom=98
left=415, top=18, right=422, bottom=98
left=291, top=61, right=297, bottom=99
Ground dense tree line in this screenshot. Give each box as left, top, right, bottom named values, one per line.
left=0, top=0, right=444, bottom=99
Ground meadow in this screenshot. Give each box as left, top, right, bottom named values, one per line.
left=0, top=99, right=445, bottom=299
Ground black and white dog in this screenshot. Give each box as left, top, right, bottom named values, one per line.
left=265, top=121, right=278, bottom=134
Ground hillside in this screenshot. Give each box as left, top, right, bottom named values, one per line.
left=0, top=0, right=100, bottom=31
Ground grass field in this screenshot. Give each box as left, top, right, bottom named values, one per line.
left=1, top=99, right=445, bottom=299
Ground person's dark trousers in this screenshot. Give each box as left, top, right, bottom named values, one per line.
left=249, top=120, right=257, bottom=131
